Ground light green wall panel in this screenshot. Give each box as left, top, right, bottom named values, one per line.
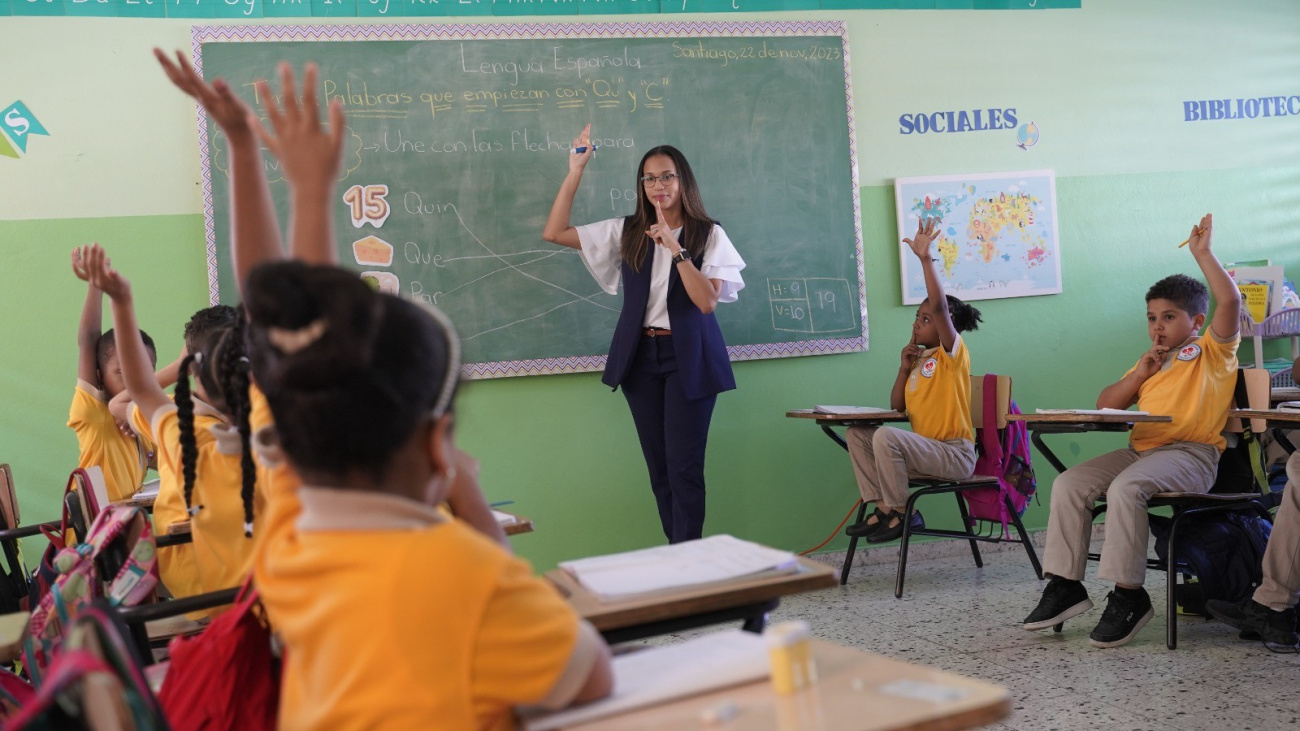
left=4, top=163, right=1297, bottom=570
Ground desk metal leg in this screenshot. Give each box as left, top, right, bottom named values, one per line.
left=1274, top=428, right=1296, bottom=455
left=1031, top=431, right=1072, bottom=476
left=822, top=424, right=849, bottom=452
left=598, top=598, right=782, bottom=645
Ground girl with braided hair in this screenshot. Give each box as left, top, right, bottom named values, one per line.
left=83, top=243, right=262, bottom=603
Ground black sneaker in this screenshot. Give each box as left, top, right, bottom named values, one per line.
left=1088, top=589, right=1153, bottom=648
left=845, top=507, right=888, bottom=538
left=1022, top=577, right=1093, bottom=631
left=864, top=510, right=924, bottom=544
left=1206, top=598, right=1300, bottom=646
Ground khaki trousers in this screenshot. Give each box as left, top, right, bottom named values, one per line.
left=846, top=425, right=977, bottom=508
left=1043, top=442, right=1218, bottom=587
left=1255, top=451, right=1300, bottom=610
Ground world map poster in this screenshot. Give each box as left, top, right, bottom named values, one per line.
left=895, top=170, right=1062, bottom=305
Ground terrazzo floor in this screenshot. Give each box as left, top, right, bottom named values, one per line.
left=647, top=539, right=1300, bottom=730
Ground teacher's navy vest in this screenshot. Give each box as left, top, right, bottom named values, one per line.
left=601, top=221, right=737, bottom=401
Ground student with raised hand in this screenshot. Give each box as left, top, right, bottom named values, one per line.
left=1023, top=214, right=1241, bottom=649
left=1207, top=355, right=1300, bottom=647
left=244, top=262, right=614, bottom=728
left=68, top=246, right=162, bottom=503
left=542, top=124, right=746, bottom=543
left=843, top=218, right=983, bottom=543
left=82, top=244, right=261, bottom=602
left=155, top=50, right=509, bottom=549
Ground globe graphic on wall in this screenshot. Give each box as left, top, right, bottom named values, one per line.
left=1016, top=122, right=1040, bottom=150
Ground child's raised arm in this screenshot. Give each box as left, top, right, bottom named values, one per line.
left=250, top=63, right=346, bottom=266
left=81, top=245, right=172, bottom=420
left=156, top=49, right=284, bottom=292
left=903, top=218, right=959, bottom=354
left=70, top=248, right=102, bottom=386
left=1186, top=214, right=1240, bottom=340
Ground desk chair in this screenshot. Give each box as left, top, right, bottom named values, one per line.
left=0, top=466, right=31, bottom=614
left=1086, top=368, right=1274, bottom=650
left=841, top=375, right=1045, bottom=597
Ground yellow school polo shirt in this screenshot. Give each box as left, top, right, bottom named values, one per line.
left=68, top=380, right=154, bottom=503
left=905, top=336, right=975, bottom=443
left=255, top=486, right=601, bottom=731
left=1129, top=331, right=1240, bottom=452
left=133, top=400, right=263, bottom=600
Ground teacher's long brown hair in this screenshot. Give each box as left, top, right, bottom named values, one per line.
left=620, top=145, right=715, bottom=272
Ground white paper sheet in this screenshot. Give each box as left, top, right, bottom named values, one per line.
left=559, top=534, right=799, bottom=601
left=521, top=630, right=769, bottom=731
left=492, top=510, right=517, bottom=526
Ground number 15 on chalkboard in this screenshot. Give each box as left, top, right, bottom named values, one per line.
left=343, top=184, right=391, bottom=229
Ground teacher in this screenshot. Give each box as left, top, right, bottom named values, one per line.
left=542, top=125, right=746, bottom=543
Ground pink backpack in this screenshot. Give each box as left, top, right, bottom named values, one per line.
left=23, top=504, right=158, bottom=682
left=963, top=374, right=1037, bottom=534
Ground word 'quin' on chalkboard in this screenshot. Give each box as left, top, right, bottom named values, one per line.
left=195, top=21, right=866, bottom=378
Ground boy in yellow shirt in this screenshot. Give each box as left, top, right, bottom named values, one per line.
left=68, top=248, right=159, bottom=503
left=1023, top=214, right=1240, bottom=648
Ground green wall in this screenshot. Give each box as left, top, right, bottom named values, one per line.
left=2, top=1, right=1299, bottom=571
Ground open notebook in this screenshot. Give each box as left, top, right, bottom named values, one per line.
left=133, top=478, right=161, bottom=500
left=559, top=534, right=798, bottom=602
left=521, top=630, right=769, bottom=730
left=813, top=405, right=892, bottom=415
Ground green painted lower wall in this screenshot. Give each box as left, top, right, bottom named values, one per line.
left=2, top=165, right=1297, bottom=570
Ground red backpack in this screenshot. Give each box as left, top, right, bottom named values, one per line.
left=963, top=374, right=1037, bottom=534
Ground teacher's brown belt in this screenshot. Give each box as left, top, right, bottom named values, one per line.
left=643, top=327, right=672, bottom=337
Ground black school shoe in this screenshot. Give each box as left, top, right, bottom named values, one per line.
left=1206, top=597, right=1300, bottom=646
left=1088, top=588, right=1154, bottom=648
left=845, top=507, right=888, bottom=538
left=864, top=510, right=924, bottom=543
left=1022, top=577, right=1093, bottom=631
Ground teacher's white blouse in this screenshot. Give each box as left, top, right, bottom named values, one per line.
left=574, top=218, right=746, bottom=329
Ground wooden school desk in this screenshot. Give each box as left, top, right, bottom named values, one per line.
left=498, top=511, right=535, bottom=537
left=117, top=492, right=156, bottom=510
left=1271, top=387, right=1300, bottom=403
left=785, top=409, right=909, bottom=454
left=547, top=558, right=837, bottom=645
left=564, top=640, right=1010, bottom=731
left=158, top=512, right=534, bottom=538
left=1229, top=408, right=1300, bottom=454
left=1005, top=412, right=1173, bottom=473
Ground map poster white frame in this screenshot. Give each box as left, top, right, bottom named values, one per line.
left=894, top=169, right=1062, bottom=306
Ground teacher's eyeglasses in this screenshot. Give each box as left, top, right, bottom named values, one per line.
left=640, top=173, right=680, bottom=187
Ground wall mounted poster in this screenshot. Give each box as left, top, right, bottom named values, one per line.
left=895, top=170, right=1062, bottom=305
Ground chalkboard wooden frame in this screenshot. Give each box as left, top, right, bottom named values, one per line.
left=192, top=21, right=867, bottom=379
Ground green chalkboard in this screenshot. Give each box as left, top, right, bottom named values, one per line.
left=196, top=21, right=866, bottom=377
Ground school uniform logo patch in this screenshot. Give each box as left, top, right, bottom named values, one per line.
left=1176, top=344, right=1201, bottom=362
left=920, top=358, right=938, bottom=378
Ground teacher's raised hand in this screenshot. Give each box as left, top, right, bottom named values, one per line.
left=570, top=124, right=594, bottom=172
